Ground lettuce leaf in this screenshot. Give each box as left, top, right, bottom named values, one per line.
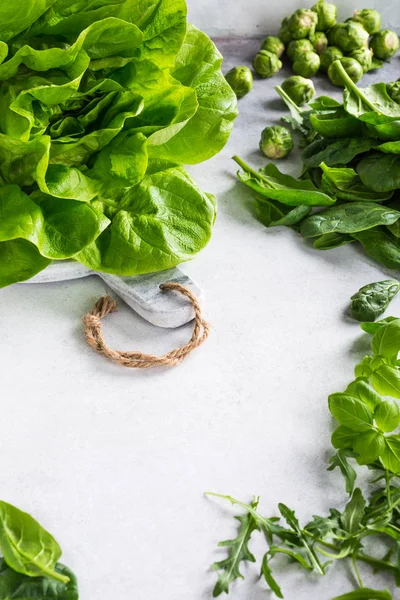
left=0, top=0, right=237, bottom=287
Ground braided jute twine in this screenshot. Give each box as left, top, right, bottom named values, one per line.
left=82, top=282, right=210, bottom=369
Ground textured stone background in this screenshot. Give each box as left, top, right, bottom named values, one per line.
left=187, top=0, right=399, bottom=37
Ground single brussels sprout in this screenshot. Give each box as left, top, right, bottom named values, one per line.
left=288, top=9, right=318, bottom=40
left=281, top=75, right=315, bottom=106
left=259, top=126, right=294, bottom=159
left=319, top=46, right=343, bottom=72
left=328, top=21, right=369, bottom=53
left=370, top=30, right=400, bottom=60
left=287, top=39, right=314, bottom=62
left=353, top=8, right=381, bottom=35
left=312, top=0, right=337, bottom=31
left=387, top=81, right=400, bottom=104
left=328, top=57, right=364, bottom=87
left=350, top=47, right=373, bottom=72
left=292, top=51, right=320, bottom=77
left=310, top=31, right=328, bottom=54
left=225, top=66, right=253, bottom=99
left=261, top=36, right=285, bottom=58
left=279, top=17, right=292, bottom=45
left=253, top=50, right=282, bottom=78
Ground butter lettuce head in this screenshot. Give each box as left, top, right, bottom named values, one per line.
left=0, top=0, right=237, bottom=287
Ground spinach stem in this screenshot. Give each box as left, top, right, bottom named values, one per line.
left=232, top=156, right=260, bottom=179
left=333, top=60, right=378, bottom=113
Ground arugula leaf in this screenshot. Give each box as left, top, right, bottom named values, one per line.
left=211, top=497, right=260, bottom=597
left=260, top=553, right=283, bottom=598
left=341, top=489, right=366, bottom=534
left=328, top=450, right=358, bottom=494
left=351, top=281, right=400, bottom=323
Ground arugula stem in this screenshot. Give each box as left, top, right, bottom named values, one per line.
left=352, top=554, right=364, bottom=588
left=205, top=493, right=274, bottom=532
left=333, top=61, right=378, bottom=113
left=386, top=470, right=393, bottom=510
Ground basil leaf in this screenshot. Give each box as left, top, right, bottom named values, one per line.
left=331, top=426, right=357, bottom=450
left=375, top=400, right=400, bottom=433
left=353, top=430, right=386, bottom=465
left=372, top=365, right=400, bottom=400
left=381, top=435, right=400, bottom=474
left=345, top=379, right=382, bottom=411
left=328, top=393, right=374, bottom=432
left=361, top=317, right=400, bottom=335
left=372, top=320, right=400, bottom=358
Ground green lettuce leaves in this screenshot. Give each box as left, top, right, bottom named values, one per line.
left=0, top=0, right=237, bottom=287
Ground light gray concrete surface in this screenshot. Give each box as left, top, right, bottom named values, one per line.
left=1, top=40, right=399, bottom=600
left=188, top=0, right=400, bottom=37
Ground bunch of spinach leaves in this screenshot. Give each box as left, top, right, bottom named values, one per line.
left=235, top=61, right=400, bottom=270
left=0, top=499, right=78, bottom=598
left=207, top=317, right=400, bottom=599
left=0, top=0, right=238, bottom=288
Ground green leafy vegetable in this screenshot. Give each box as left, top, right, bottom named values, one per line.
left=350, top=280, right=400, bottom=322
left=0, top=559, right=78, bottom=599
left=0, top=2, right=237, bottom=287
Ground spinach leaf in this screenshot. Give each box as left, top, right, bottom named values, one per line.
left=350, top=280, right=400, bottom=322
left=302, top=137, right=377, bottom=169
left=300, top=204, right=400, bottom=239
left=357, top=154, right=400, bottom=193
left=234, top=158, right=335, bottom=207
left=0, top=501, right=68, bottom=583
left=0, top=559, right=78, bottom=600
left=309, top=96, right=342, bottom=110
left=352, top=228, right=400, bottom=269
left=256, top=198, right=311, bottom=228
left=314, top=233, right=355, bottom=250
left=320, top=163, right=393, bottom=202
left=309, top=109, right=363, bottom=139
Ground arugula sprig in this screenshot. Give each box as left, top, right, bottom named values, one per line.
left=207, top=319, right=400, bottom=598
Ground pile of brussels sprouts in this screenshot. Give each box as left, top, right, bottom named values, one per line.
left=225, top=1, right=399, bottom=97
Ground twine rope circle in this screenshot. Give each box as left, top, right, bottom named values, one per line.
left=82, top=282, right=210, bottom=368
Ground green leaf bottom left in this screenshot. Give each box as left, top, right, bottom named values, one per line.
left=0, top=4, right=237, bottom=287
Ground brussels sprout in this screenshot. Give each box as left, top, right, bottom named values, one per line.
left=292, top=51, right=320, bottom=77
left=259, top=126, right=294, bottom=159
left=328, top=57, right=364, bottom=87
left=312, top=0, right=337, bottom=31
left=370, top=29, right=400, bottom=60
left=350, top=47, right=373, bottom=72
left=287, top=39, right=314, bottom=62
left=225, top=66, right=253, bottom=99
left=353, top=9, right=381, bottom=35
left=319, top=46, right=343, bottom=72
left=253, top=50, right=282, bottom=78
left=279, top=17, right=292, bottom=45
left=261, top=36, right=285, bottom=58
left=281, top=75, right=316, bottom=106
left=288, top=9, right=318, bottom=40
left=328, top=21, right=369, bottom=53
left=310, top=31, right=328, bottom=54
left=387, top=81, right=400, bottom=104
